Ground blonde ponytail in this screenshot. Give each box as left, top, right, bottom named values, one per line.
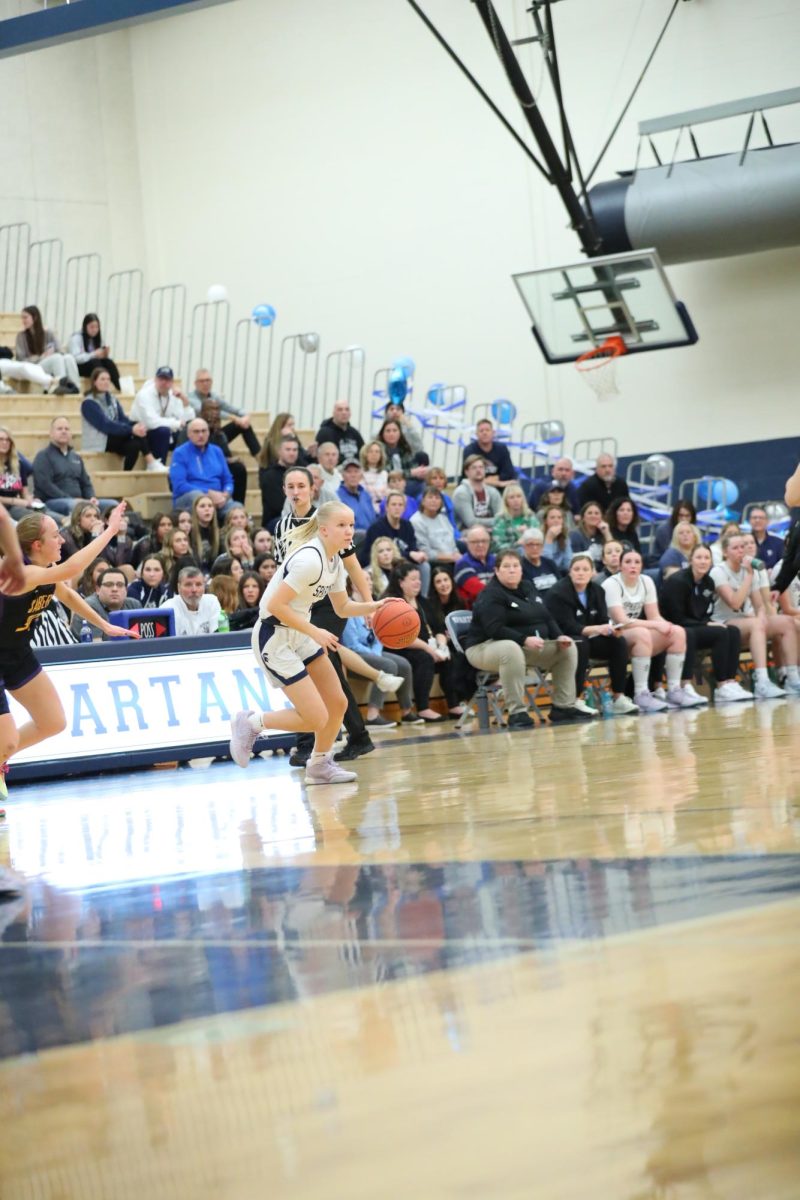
left=283, top=501, right=351, bottom=556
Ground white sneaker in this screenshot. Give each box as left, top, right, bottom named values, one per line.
left=754, top=678, right=787, bottom=700
left=229, top=710, right=260, bottom=767
left=635, top=691, right=669, bottom=713
left=653, top=686, right=667, bottom=702
left=783, top=677, right=800, bottom=696
left=573, top=697, right=599, bottom=717
left=715, top=682, right=746, bottom=704
left=305, top=755, right=357, bottom=785
left=682, top=682, right=709, bottom=705
left=146, top=459, right=169, bottom=473
left=610, top=694, right=639, bottom=715
left=0, top=380, right=12, bottom=396
left=729, top=681, right=754, bottom=702
left=666, top=686, right=705, bottom=709
left=376, top=671, right=404, bottom=694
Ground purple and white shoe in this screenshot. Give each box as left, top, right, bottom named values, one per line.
left=305, top=755, right=357, bottom=785
left=230, top=710, right=260, bottom=768
left=666, top=686, right=706, bottom=709
left=635, top=691, right=669, bottom=713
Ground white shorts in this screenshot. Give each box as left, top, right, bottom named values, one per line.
left=251, top=618, right=323, bottom=687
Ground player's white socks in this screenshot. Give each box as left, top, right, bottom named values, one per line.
left=632, top=656, right=650, bottom=694
left=665, top=654, right=684, bottom=690
left=754, top=668, right=769, bottom=684
left=310, top=750, right=331, bottom=763
left=247, top=712, right=264, bottom=733
left=785, top=665, right=800, bottom=685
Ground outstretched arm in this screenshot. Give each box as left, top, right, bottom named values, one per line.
left=23, top=502, right=128, bottom=589
left=0, top=506, right=25, bottom=595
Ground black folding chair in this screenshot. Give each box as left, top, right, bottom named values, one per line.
left=445, top=610, right=506, bottom=731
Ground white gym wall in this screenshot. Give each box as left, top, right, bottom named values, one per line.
left=3, top=0, right=799, bottom=455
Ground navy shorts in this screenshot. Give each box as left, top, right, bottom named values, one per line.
left=0, top=645, right=43, bottom=711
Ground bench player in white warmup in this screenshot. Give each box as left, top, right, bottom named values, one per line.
left=229, top=501, right=386, bottom=785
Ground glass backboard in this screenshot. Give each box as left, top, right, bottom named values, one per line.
left=512, top=248, right=698, bottom=364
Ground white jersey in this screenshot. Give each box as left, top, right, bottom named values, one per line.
left=260, top=536, right=346, bottom=622
left=602, top=572, right=657, bottom=620
left=711, top=563, right=756, bottom=621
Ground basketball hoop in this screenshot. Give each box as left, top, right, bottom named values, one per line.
left=575, top=335, right=627, bottom=399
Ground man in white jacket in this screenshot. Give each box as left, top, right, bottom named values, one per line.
left=160, top=567, right=222, bottom=636
left=130, top=366, right=192, bottom=463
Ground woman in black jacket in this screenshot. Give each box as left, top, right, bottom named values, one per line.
left=461, top=550, right=592, bottom=727
left=545, top=554, right=638, bottom=715
left=658, top=543, right=748, bottom=704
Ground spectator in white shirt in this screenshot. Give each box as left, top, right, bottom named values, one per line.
left=160, top=566, right=223, bottom=636
left=131, top=366, right=192, bottom=462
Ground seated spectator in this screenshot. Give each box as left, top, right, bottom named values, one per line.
left=595, top=538, right=624, bottom=584
left=384, top=399, right=425, bottom=456
left=360, top=491, right=430, bottom=592
left=427, top=566, right=478, bottom=702
left=160, top=565, right=224, bottom=635
left=100, top=507, right=136, bottom=577
left=252, top=527, right=273, bottom=556
left=384, top=561, right=467, bottom=720
left=337, top=459, right=377, bottom=538
left=378, top=471, right=418, bottom=519
left=182, top=397, right=247, bottom=504
left=360, top=440, right=389, bottom=510
left=411, top=487, right=459, bottom=566
left=602, top=548, right=701, bottom=711
left=493, top=484, right=538, bottom=551
left=59, top=500, right=105, bottom=564
left=70, top=566, right=139, bottom=639
left=367, top=536, right=402, bottom=597
left=172, top=509, right=193, bottom=536
left=570, top=501, right=612, bottom=565
left=188, top=367, right=261, bottom=457
left=15, top=305, right=80, bottom=392
left=605, top=496, right=641, bottom=554
left=230, top=570, right=265, bottom=631
left=131, top=366, right=192, bottom=461
left=305, top=462, right=338, bottom=507
left=377, top=419, right=429, bottom=497
left=528, top=457, right=580, bottom=514
left=461, top=419, right=517, bottom=490
left=169, top=417, right=235, bottom=516
left=659, top=543, right=748, bottom=704
left=82, top=366, right=166, bottom=473
left=32, top=416, right=115, bottom=515
left=315, top=400, right=364, bottom=462
left=540, top=504, right=572, bottom=574
left=0, top=425, right=39, bottom=521
left=68, top=313, right=121, bottom=391
left=425, top=466, right=459, bottom=532
left=210, top=555, right=243, bottom=584
left=316, top=441, right=343, bottom=494
left=222, top=503, right=252, bottom=533
left=659, top=522, right=702, bottom=579
left=208, top=574, right=239, bottom=627
left=339, top=600, right=413, bottom=728
left=78, top=557, right=108, bottom=599
left=253, top=553, right=277, bottom=583
left=212, top=527, right=254, bottom=575
left=160, top=527, right=195, bottom=590
left=0, top=356, right=64, bottom=394
left=577, top=452, right=629, bottom=510
left=747, top=505, right=785, bottom=570
left=453, top=456, right=502, bottom=531
left=546, top=553, right=638, bottom=714
left=258, top=434, right=300, bottom=529
left=711, top=532, right=799, bottom=698
left=710, top=521, right=740, bottom=566
left=653, top=500, right=698, bottom=557
left=519, top=528, right=561, bottom=594
left=189, top=495, right=221, bottom=573
left=261, top=411, right=312, bottom=468
left=461, top=550, right=591, bottom=727
left=454, top=526, right=496, bottom=606
left=132, top=511, right=173, bottom=569
left=127, top=554, right=169, bottom=608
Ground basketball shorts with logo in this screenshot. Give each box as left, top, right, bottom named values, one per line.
left=251, top=618, right=324, bottom=686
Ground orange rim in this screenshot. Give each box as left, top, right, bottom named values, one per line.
left=575, top=335, right=627, bottom=371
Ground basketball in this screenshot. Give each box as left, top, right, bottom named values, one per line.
left=372, top=598, right=421, bottom=649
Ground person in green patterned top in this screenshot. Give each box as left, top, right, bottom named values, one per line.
left=492, top=483, right=539, bottom=551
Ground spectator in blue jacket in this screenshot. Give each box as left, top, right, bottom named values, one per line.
left=359, top=490, right=430, bottom=594
left=337, top=460, right=378, bottom=541
left=169, top=417, right=235, bottom=516
left=81, top=366, right=168, bottom=472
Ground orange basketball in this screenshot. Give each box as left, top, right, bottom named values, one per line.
left=372, top=598, right=421, bottom=649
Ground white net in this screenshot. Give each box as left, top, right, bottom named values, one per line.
left=574, top=341, right=624, bottom=400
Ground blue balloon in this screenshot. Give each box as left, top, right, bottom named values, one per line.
left=388, top=368, right=408, bottom=405
left=712, top=479, right=739, bottom=506
left=490, top=399, right=517, bottom=425
left=427, top=382, right=446, bottom=407
left=252, top=303, right=276, bottom=327
left=391, top=355, right=416, bottom=380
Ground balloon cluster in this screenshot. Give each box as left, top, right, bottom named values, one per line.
left=697, top=478, right=739, bottom=508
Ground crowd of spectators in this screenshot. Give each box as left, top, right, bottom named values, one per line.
left=2, top=309, right=799, bottom=720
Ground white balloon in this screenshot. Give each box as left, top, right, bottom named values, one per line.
left=299, top=332, right=320, bottom=353
left=645, top=453, right=672, bottom=483
left=207, top=284, right=228, bottom=303
left=764, top=501, right=789, bottom=521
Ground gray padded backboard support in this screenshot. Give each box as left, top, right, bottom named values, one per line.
left=511, top=248, right=698, bottom=365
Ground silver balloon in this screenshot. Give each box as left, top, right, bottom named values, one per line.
left=541, top=420, right=564, bottom=440
left=764, top=501, right=789, bottom=521
left=299, top=332, right=319, bottom=353
left=644, top=453, right=672, bottom=483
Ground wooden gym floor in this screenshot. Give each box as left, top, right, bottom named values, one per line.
left=1, top=700, right=799, bottom=1199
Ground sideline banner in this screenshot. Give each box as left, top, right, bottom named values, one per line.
left=9, top=633, right=293, bottom=779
